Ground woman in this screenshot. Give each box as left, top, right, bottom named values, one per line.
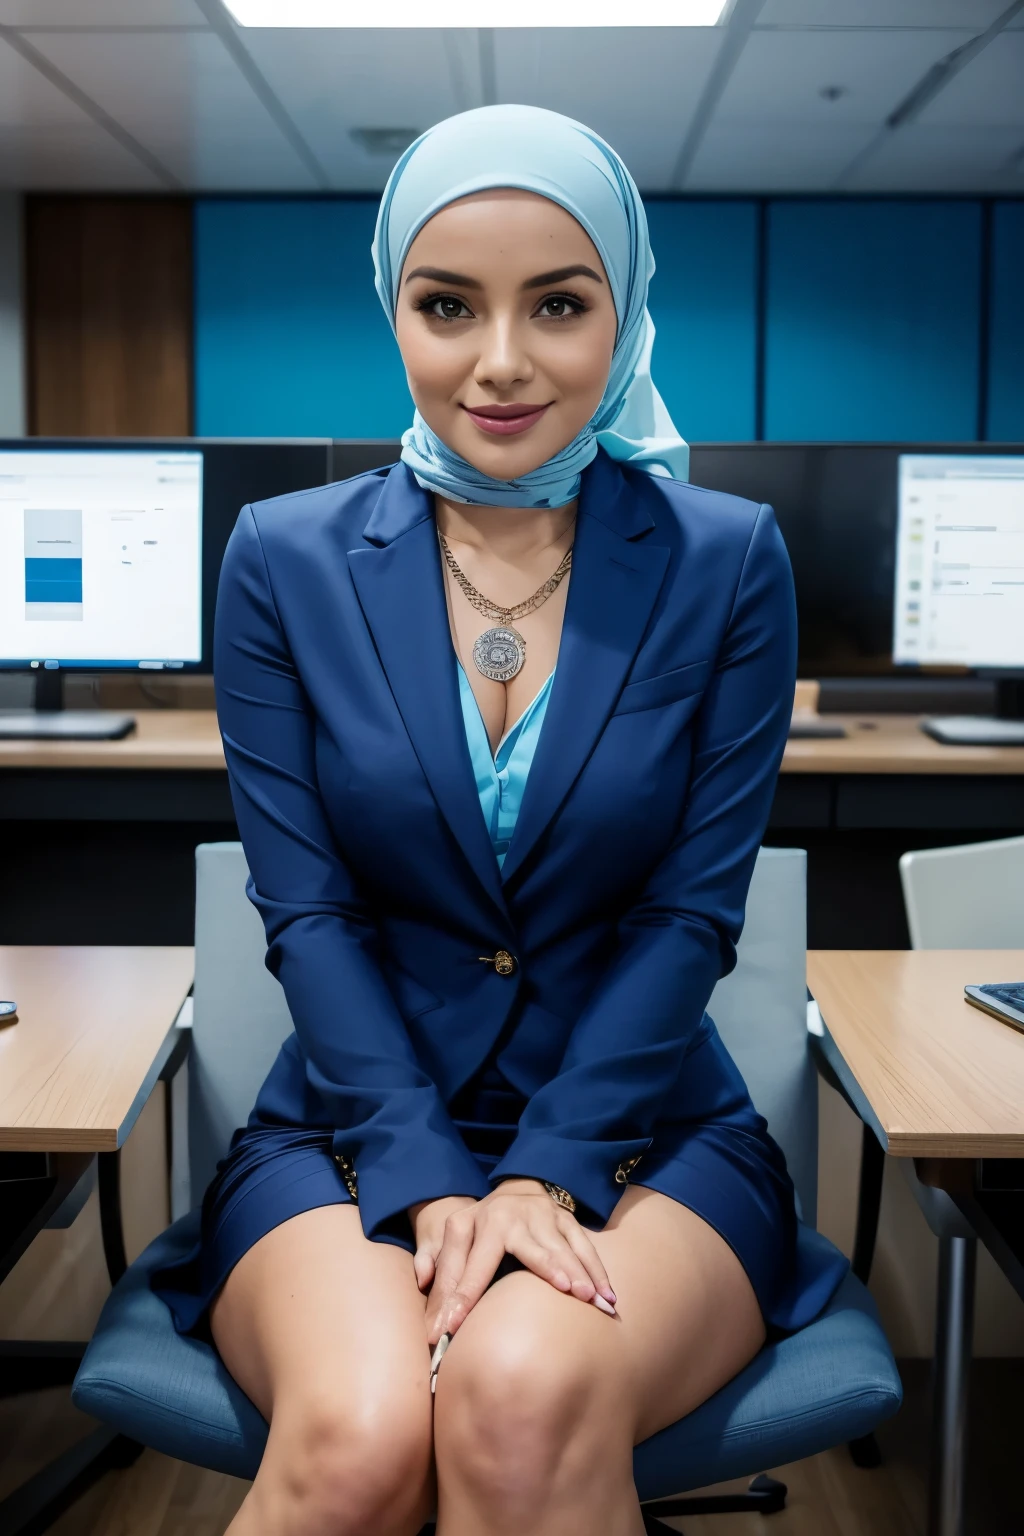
left=156, top=104, right=847, bottom=1536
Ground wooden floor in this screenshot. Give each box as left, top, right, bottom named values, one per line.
left=3, top=1359, right=1024, bottom=1535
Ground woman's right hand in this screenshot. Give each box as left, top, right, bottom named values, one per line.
left=408, top=1195, right=479, bottom=1297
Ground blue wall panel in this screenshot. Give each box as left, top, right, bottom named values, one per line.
left=195, top=196, right=1019, bottom=447
left=764, top=201, right=982, bottom=442
left=988, top=202, right=1024, bottom=441
left=195, top=199, right=411, bottom=439
left=644, top=201, right=757, bottom=442
left=195, top=196, right=758, bottom=444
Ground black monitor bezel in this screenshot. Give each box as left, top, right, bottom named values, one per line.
left=0, top=436, right=334, bottom=676
left=684, top=440, right=1024, bottom=681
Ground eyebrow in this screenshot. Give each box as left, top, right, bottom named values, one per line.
left=404, top=266, right=482, bottom=289
left=403, top=262, right=604, bottom=290
left=522, top=264, right=604, bottom=289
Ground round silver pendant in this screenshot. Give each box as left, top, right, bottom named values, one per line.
left=472, top=626, right=526, bottom=682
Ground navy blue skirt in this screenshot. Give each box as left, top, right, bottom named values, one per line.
left=153, top=1023, right=846, bottom=1339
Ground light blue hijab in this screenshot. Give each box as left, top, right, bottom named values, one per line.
left=372, top=104, right=688, bottom=509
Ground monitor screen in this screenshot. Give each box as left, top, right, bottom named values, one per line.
left=0, top=447, right=203, bottom=670
left=893, top=454, right=1024, bottom=670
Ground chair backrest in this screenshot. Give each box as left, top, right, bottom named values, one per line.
left=190, top=842, right=815, bottom=1224
left=708, top=847, right=816, bottom=1226
left=899, top=835, right=1024, bottom=949
left=189, top=843, right=295, bottom=1196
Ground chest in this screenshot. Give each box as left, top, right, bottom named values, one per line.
left=439, top=534, right=572, bottom=756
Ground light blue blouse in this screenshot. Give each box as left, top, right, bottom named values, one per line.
left=457, top=661, right=554, bottom=869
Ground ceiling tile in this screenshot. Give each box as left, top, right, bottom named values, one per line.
left=234, top=28, right=472, bottom=190
left=25, top=28, right=321, bottom=190
left=845, top=124, right=1024, bottom=191
left=0, top=123, right=166, bottom=189
left=0, top=42, right=162, bottom=188
left=687, top=122, right=873, bottom=190
left=0, top=0, right=206, bottom=23
left=712, top=26, right=976, bottom=125
left=494, top=28, right=723, bottom=191
left=916, top=31, right=1024, bottom=126
left=758, top=1, right=1010, bottom=25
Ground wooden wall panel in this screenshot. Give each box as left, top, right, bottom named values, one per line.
left=26, top=197, right=192, bottom=437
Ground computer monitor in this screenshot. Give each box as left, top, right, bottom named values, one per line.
left=893, top=452, right=1024, bottom=745
left=0, top=446, right=203, bottom=739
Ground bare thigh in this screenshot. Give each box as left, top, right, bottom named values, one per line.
left=210, top=1205, right=434, bottom=1535
left=439, top=1184, right=765, bottom=1445
left=211, top=1204, right=429, bottom=1417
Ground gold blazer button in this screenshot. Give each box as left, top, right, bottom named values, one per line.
left=479, top=949, right=517, bottom=976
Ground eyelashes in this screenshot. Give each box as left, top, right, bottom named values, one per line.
left=412, top=289, right=590, bottom=325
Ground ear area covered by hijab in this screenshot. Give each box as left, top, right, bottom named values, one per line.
left=372, top=104, right=689, bottom=509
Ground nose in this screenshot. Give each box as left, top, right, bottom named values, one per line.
left=473, top=313, right=534, bottom=393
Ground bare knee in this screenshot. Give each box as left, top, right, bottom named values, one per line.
left=255, top=1392, right=433, bottom=1536
left=436, top=1314, right=617, bottom=1514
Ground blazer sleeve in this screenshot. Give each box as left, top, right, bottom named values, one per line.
left=215, top=507, right=490, bottom=1238
left=488, top=503, right=797, bottom=1223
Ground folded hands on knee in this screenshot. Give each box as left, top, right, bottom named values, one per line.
left=408, top=1179, right=618, bottom=1345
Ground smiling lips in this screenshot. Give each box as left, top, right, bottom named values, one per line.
left=461, top=402, right=552, bottom=437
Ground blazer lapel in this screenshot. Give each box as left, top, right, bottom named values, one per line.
left=347, top=466, right=508, bottom=919
left=499, top=458, right=671, bottom=888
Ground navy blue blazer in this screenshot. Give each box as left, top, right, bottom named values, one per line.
left=214, top=449, right=797, bottom=1241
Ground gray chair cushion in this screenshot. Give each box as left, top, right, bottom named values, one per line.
left=74, top=1215, right=901, bottom=1491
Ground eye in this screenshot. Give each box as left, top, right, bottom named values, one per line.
left=416, top=292, right=473, bottom=323
left=535, top=292, right=587, bottom=321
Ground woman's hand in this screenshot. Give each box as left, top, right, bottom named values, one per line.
left=421, top=1178, right=617, bottom=1345
left=409, top=1194, right=480, bottom=1298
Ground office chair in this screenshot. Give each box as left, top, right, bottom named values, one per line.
left=73, top=843, right=901, bottom=1530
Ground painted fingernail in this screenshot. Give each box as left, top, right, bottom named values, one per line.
left=592, top=1294, right=617, bottom=1316
left=430, top=1332, right=450, bottom=1369
left=604, top=1289, right=617, bottom=1304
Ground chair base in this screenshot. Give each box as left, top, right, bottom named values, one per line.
left=643, top=1473, right=788, bottom=1524
left=0, top=1424, right=142, bottom=1536
left=849, top=1431, right=882, bottom=1468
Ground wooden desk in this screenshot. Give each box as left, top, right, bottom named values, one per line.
left=0, top=707, right=1023, bottom=778
left=809, top=948, right=1024, bottom=1536
left=0, top=946, right=193, bottom=1533
left=0, top=947, right=194, bottom=1152
left=808, top=949, right=1024, bottom=1159
left=784, top=715, right=1024, bottom=777
left=1, top=711, right=1022, bottom=948
left=0, top=711, right=223, bottom=772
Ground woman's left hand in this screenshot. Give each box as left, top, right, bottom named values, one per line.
left=424, top=1177, right=617, bottom=1345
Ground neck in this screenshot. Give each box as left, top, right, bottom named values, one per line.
left=434, top=494, right=577, bottom=558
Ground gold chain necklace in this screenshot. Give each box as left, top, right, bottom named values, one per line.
left=438, top=530, right=573, bottom=682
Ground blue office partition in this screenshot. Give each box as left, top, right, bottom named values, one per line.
left=194, top=200, right=411, bottom=439
left=764, top=201, right=982, bottom=442
left=644, top=201, right=758, bottom=443
left=988, top=202, right=1024, bottom=442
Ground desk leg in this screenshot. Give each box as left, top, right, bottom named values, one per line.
left=928, top=1234, right=976, bottom=1536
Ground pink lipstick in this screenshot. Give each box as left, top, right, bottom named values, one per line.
left=461, top=402, right=551, bottom=437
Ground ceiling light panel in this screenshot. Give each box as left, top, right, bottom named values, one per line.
left=224, top=0, right=729, bottom=24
